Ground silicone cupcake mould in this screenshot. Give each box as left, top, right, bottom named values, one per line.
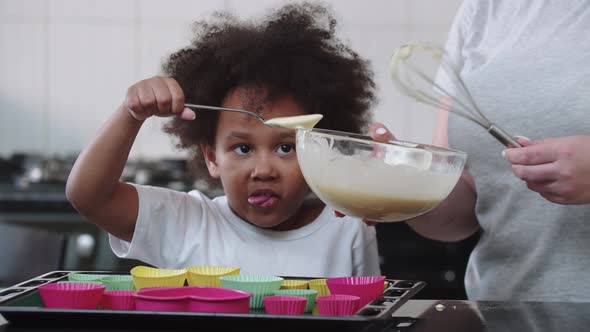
left=186, top=266, right=240, bottom=287
left=187, top=287, right=251, bottom=313
left=308, top=278, right=330, bottom=296
left=59, top=281, right=102, bottom=285
left=135, top=286, right=251, bottom=313
left=219, top=275, right=283, bottom=309
left=101, top=290, right=136, bottom=310
left=101, top=275, right=135, bottom=291
left=274, top=289, right=318, bottom=313
left=316, top=294, right=361, bottom=316
left=263, top=295, right=306, bottom=315
left=68, top=273, right=109, bottom=282
left=130, top=266, right=187, bottom=290
left=63, top=274, right=134, bottom=291
left=38, top=282, right=106, bottom=309
left=280, top=279, right=309, bottom=290
left=326, top=276, right=386, bottom=308
left=134, top=287, right=188, bottom=312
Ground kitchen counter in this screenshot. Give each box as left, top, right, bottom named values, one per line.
left=392, top=299, right=590, bottom=331
left=1, top=299, right=589, bottom=331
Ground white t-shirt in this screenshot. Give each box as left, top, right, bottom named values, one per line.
left=109, top=184, right=381, bottom=278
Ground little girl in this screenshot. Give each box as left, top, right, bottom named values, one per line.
left=66, top=3, right=380, bottom=277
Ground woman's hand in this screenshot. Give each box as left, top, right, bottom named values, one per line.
left=124, top=76, right=195, bottom=121
left=504, top=135, right=590, bottom=205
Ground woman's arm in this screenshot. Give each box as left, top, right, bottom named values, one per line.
left=405, top=170, right=479, bottom=242
left=370, top=110, right=480, bottom=242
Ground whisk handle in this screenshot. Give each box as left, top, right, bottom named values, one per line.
left=487, top=124, right=522, bottom=148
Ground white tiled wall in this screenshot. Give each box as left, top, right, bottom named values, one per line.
left=0, top=0, right=462, bottom=159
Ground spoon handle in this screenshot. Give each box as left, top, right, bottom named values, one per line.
left=184, top=103, right=265, bottom=122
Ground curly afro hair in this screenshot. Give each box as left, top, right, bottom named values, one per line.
left=163, top=2, right=376, bottom=188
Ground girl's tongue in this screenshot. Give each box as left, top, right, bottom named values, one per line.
left=248, top=194, right=278, bottom=208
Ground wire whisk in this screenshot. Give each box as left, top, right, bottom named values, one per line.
left=390, top=42, right=520, bottom=148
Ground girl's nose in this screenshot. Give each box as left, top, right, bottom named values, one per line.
left=251, top=155, right=279, bottom=181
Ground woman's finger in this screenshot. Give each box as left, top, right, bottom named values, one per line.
left=514, top=135, right=532, bottom=146
left=525, top=179, right=557, bottom=194
left=504, top=142, right=558, bottom=165
left=511, top=163, right=559, bottom=182
left=539, top=192, right=569, bottom=205
left=369, top=123, right=396, bottom=142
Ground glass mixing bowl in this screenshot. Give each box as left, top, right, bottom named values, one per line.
left=296, top=128, right=467, bottom=222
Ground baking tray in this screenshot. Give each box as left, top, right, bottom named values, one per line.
left=0, top=271, right=424, bottom=331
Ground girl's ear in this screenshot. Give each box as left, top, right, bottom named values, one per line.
left=200, top=144, right=220, bottom=179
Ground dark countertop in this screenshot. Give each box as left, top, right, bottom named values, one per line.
left=2, top=299, right=589, bottom=331
left=392, top=300, right=590, bottom=331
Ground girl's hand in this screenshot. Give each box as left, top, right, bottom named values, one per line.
left=124, top=76, right=195, bottom=121
left=504, top=135, right=590, bottom=205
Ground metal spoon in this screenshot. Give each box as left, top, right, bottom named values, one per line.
left=184, top=103, right=323, bottom=129
left=184, top=103, right=269, bottom=124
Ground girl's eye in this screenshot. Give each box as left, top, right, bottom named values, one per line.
left=276, top=144, right=295, bottom=155
left=233, top=145, right=252, bottom=155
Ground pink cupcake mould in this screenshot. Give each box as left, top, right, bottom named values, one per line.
left=316, top=294, right=361, bottom=316
left=135, top=286, right=251, bottom=313
left=186, top=287, right=251, bottom=314
left=101, top=290, right=136, bottom=310
left=38, top=282, right=106, bottom=310
left=326, top=276, right=386, bottom=308
left=263, top=295, right=307, bottom=316
left=135, top=287, right=191, bottom=312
